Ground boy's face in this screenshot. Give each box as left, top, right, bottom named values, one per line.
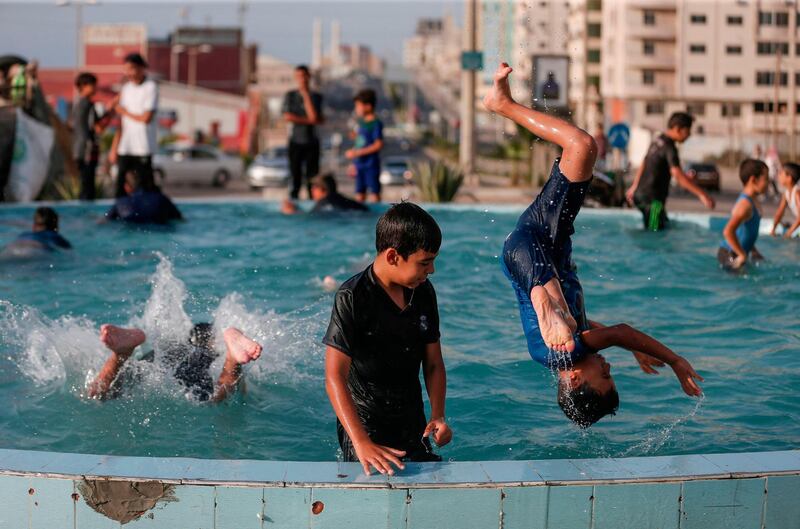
left=571, top=353, right=616, bottom=395
left=79, top=83, right=96, bottom=98
left=354, top=100, right=372, bottom=118
left=752, top=171, right=770, bottom=194
left=294, top=69, right=310, bottom=89
left=384, top=248, right=437, bottom=288
left=310, top=184, right=326, bottom=201
left=123, top=62, right=145, bottom=83
left=778, top=169, right=793, bottom=189
left=673, top=126, right=691, bottom=143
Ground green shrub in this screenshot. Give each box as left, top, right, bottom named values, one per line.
left=414, top=160, right=464, bottom=203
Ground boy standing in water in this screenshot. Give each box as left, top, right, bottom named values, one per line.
left=718, top=159, right=769, bottom=270
left=485, top=63, right=703, bottom=428
left=346, top=89, right=384, bottom=203
left=324, top=203, right=451, bottom=475
left=770, top=162, right=800, bottom=238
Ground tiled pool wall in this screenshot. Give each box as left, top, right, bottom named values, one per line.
left=1, top=449, right=799, bottom=528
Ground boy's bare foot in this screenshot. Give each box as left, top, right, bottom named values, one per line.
left=99, top=324, right=146, bottom=358
left=543, top=279, right=578, bottom=333
left=531, top=288, right=576, bottom=353
left=483, top=62, right=515, bottom=114
left=223, top=327, right=263, bottom=365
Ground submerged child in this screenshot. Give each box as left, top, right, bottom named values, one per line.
left=485, top=63, right=703, bottom=428
left=87, top=323, right=262, bottom=403
left=718, top=159, right=770, bottom=270
left=105, top=170, right=183, bottom=225
left=4, top=207, right=72, bottom=255
left=324, top=203, right=451, bottom=475
left=770, top=162, right=800, bottom=239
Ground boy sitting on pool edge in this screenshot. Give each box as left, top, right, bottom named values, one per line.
left=484, top=62, right=704, bottom=428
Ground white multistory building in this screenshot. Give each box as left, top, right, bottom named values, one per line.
left=602, top=0, right=799, bottom=156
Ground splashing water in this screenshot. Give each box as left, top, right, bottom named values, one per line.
left=619, top=394, right=706, bottom=457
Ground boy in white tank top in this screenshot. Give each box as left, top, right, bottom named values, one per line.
left=771, top=163, right=800, bottom=238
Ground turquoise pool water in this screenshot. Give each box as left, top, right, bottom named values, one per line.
left=0, top=201, right=798, bottom=462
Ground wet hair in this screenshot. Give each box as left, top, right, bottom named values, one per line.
left=188, top=323, right=215, bottom=350
left=311, top=172, right=337, bottom=194
left=667, top=112, right=694, bottom=130
left=557, top=379, right=619, bottom=429
left=124, top=52, right=148, bottom=68
left=295, top=65, right=310, bottom=75
left=783, top=162, right=800, bottom=185
left=739, top=158, right=769, bottom=185
left=353, top=88, right=377, bottom=108
left=75, top=72, right=97, bottom=88
left=33, top=207, right=59, bottom=231
left=375, top=202, right=441, bottom=259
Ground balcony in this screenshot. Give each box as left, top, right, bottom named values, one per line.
left=626, top=53, right=676, bottom=70
left=627, top=25, right=677, bottom=41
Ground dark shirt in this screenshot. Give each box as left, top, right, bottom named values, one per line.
left=106, top=189, right=183, bottom=225
left=15, top=230, right=72, bottom=251
left=311, top=192, right=369, bottom=213
left=635, top=133, right=681, bottom=204
left=353, top=118, right=383, bottom=171
left=71, top=97, right=98, bottom=163
left=322, top=265, right=440, bottom=454
left=282, top=90, right=323, bottom=145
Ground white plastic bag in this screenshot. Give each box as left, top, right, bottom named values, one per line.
left=4, top=108, right=54, bottom=202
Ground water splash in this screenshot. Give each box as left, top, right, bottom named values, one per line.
left=619, top=394, right=706, bottom=457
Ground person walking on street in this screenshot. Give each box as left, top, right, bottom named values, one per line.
left=282, top=65, right=324, bottom=200
left=109, top=53, right=158, bottom=198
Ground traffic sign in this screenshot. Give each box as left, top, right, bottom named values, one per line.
left=608, top=123, right=630, bottom=150
left=461, top=51, right=484, bottom=71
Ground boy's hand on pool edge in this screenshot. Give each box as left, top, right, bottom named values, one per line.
left=353, top=439, right=406, bottom=476
left=424, top=418, right=452, bottom=447
left=670, top=356, right=704, bottom=397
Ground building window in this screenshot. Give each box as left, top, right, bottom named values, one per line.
left=587, top=76, right=600, bottom=90
left=643, top=10, right=656, bottom=25
left=756, top=71, right=788, bottom=86
left=757, top=41, right=789, bottom=55
left=686, top=102, right=705, bottom=116
left=797, top=72, right=800, bottom=86
left=726, top=45, right=742, bottom=55
left=796, top=42, right=800, bottom=56
left=689, top=44, right=706, bottom=54
left=722, top=103, right=741, bottom=117
left=690, top=14, right=707, bottom=24
left=588, top=23, right=601, bottom=37
left=726, top=15, right=743, bottom=25
left=642, top=70, right=655, bottom=85
left=758, top=11, right=773, bottom=25
left=587, top=49, right=601, bottom=63
left=645, top=101, right=664, bottom=115
left=587, top=0, right=602, bottom=11
left=754, top=101, right=786, bottom=114
left=689, top=74, right=705, bottom=84
left=725, top=76, right=742, bottom=86
left=643, top=41, right=655, bottom=55
left=775, top=12, right=789, bottom=26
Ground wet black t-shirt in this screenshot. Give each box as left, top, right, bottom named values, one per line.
left=635, top=133, right=681, bottom=204
left=322, top=265, right=440, bottom=456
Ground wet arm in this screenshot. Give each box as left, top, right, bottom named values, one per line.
left=325, top=346, right=370, bottom=446
left=580, top=323, right=681, bottom=366
left=671, top=166, right=712, bottom=205
left=89, top=352, right=129, bottom=399
left=422, top=341, right=446, bottom=421
left=722, top=199, right=751, bottom=258
left=771, top=196, right=787, bottom=234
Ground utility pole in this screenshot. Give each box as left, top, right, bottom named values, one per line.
left=459, top=0, right=477, bottom=185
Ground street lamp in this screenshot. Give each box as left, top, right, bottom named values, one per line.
left=55, top=0, right=99, bottom=84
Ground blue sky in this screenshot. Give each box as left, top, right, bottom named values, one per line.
left=0, top=1, right=462, bottom=68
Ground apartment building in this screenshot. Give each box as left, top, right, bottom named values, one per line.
left=567, top=0, right=604, bottom=130
left=602, top=0, right=799, bottom=154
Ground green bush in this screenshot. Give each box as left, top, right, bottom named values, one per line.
left=414, top=160, right=464, bottom=203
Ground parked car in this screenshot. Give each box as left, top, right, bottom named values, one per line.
left=379, top=156, right=414, bottom=186
left=246, top=147, right=290, bottom=189
left=684, top=162, right=721, bottom=192
left=153, top=145, right=241, bottom=187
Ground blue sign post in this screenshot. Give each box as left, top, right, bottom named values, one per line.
left=461, top=51, right=484, bottom=71
left=608, top=123, right=630, bottom=150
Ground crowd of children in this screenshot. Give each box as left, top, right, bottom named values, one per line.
left=2, top=61, right=798, bottom=478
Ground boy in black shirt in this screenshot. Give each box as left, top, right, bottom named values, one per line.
left=324, top=202, right=451, bottom=475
